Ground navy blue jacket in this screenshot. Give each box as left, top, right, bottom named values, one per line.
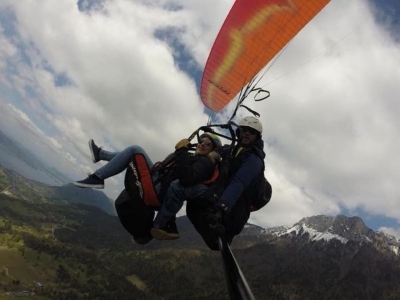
left=218, top=139, right=265, bottom=211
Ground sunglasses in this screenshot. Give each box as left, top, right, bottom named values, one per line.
left=198, top=139, right=213, bottom=147
left=240, top=126, right=258, bottom=135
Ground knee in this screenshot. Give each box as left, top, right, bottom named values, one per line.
left=169, top=180, right=184, bottom=192
left=126, top=145, right=144, bottom=154
left=167, top=180, right=184, bottom=197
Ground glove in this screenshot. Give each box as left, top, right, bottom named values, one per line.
left=175, top=138, right=190, bottom=150
left=215, top=201, right=229, bottom=213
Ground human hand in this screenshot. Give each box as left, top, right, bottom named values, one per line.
left=175, top=138, right=190, bottom=150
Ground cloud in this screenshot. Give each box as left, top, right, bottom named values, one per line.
left=0, top=0, right=221, bottom=193
left=252, top=0, right=400, bottom=229
left=378, top=227, right=400, bottom=240
left=0, top=0, right=399, bottom=236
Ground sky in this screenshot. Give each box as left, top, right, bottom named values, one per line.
left=0, top=0, right=399, bottom=238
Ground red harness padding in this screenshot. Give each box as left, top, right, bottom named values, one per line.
left=126, top=153, right=220, bottom=207
left=202, top=167, right=220, bottom=185
left=125, top=153, right=160, bottom=207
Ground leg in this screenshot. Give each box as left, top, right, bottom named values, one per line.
left=153, top=180, right=185, bottom=228
left=89, top=143, right=136, bottom=162
left=98, top=149, right=119, bottom=162
left=74, top=145, right=153, bottom=189
left=88, top=139, right=122, bottom=163
left=95, top=145, right=154, bottom=179
left=151, top=180, right=209, bottom=240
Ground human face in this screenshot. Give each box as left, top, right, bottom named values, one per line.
left=239, top=126, right=258, bottom=146
left=195, top=137, right=214, bottom=155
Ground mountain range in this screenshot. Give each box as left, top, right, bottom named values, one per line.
left=0, top=164, right=116, bottom=215
left=238, top=216, right=400, bottom=299
left=266, top=214, right=400, bottom=256
left=0, top=129, right=117, bottom=215
left=0, top=132, right=400, bottom=300
left=0, top=130, right=72, bottom=186
left=1, top=162, right=400, bottom=299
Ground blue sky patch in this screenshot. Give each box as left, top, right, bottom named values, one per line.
left=368, top=0, right=400, bottom=40
left=54, top=73, right=73, bottom=87
left=340, top=206, right=400, bottom=232
left=77, top=0, right=104, bottom=13
left=154, top=27, right=203, bottom=91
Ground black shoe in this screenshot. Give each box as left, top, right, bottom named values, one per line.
left=88, top=139, right=101, bottom=163
left=74, top=174, right=104, bottom=189
left=131, top=235, right=153, bottom=245
left=151, top=221, right=180, bottom=240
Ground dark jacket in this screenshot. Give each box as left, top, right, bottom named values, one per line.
left=186, top=139, right=267, bottom=251
left=218, top=139, right=266, bottom=241
left=174, top=149, right=216, bottom=186
left=157, top=149, right=216, bottom=201
left=218, top=139, right=265, bottom=211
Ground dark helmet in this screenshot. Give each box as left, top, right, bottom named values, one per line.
left=200, top=133, right=222, bottom=148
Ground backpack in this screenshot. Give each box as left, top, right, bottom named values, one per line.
left=242, top=143, right=273, bottom=211
left=198, top=152, right=272, bottom=211
left=248, top=165, right=272, bottom=212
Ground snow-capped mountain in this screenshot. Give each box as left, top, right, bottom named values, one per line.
left=237, top=215, right=400, bottom=299
left=262, top=215, right=400, bottom=256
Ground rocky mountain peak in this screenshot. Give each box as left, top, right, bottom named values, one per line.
left=295, top=214, right=376, bottom=242
left=265, top=214, right=400, bottom=256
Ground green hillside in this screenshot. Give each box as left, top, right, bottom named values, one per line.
left=0, top=165, right=115, bottom=215
left=4, top=165, right=399, bottom=299
left=0, top=168, right=227, bottom=299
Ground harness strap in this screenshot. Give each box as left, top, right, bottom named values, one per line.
left=130, top=154, right=160, bottom=207
left=203, top=167, right=220, bottom=185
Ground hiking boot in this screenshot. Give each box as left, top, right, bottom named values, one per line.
left=88, top=139, right=101, bottom=163
left=151, top=221, right=180, bottom=240
left=131, top=235, right=153, bottom=245
left=74, top=174, right=104, bottom=189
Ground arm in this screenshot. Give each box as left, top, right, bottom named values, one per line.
left=218, top=154, right=263, bottom=211
left=174, top=150, right=215, bottom=186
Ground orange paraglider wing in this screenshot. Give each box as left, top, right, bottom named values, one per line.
left=201, top=0, right=331, bottom=112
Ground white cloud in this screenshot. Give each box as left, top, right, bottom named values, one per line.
left=0, top=0, right=214, bottom=189
left=0, top=0, right=400, bottom=236
left=378, top=227, right=400, bottom=240
left=0, top=25, right=17, bottom=77
left=248, top=0, right=400, bottom=230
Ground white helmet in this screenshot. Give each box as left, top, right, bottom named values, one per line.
left=238, top=116, right=263, bottom=134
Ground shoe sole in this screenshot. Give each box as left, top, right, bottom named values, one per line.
left=88, top=139, right=98, bottom=163
left=74, top=182, right=104, bottom=189
left=150, top=228, right=180, bottom=240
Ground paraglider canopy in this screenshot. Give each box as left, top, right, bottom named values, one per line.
left=201, top=0, right=331, bottom=113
